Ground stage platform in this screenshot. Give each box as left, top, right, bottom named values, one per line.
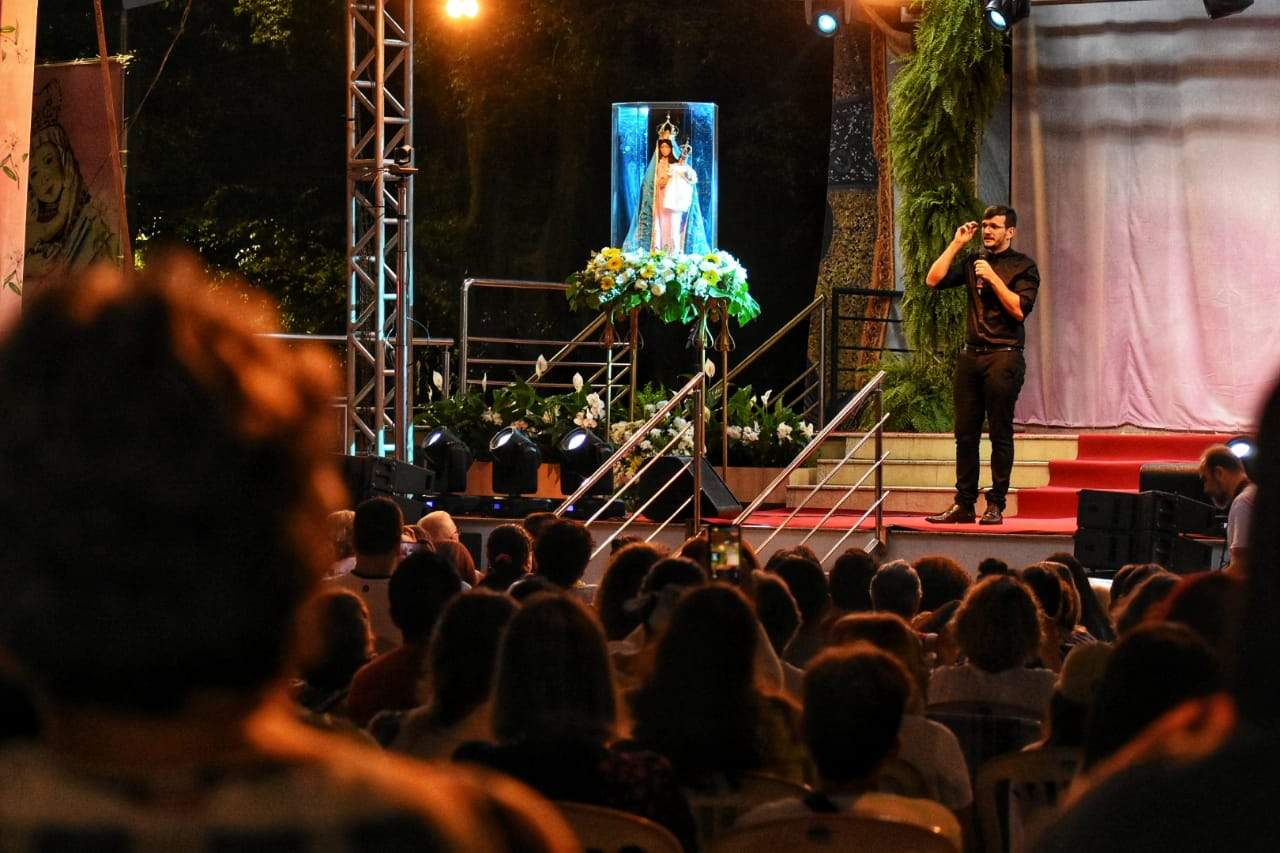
left=453, top=430, right=1229, bottom=585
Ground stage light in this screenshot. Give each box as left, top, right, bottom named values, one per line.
left=418, top=427, right=473, bottom=493
left=392, top=144, right=413, bottom=168
left=446, top=0, right=479, bottom=19
left=805, top=0, right=843, bottom=37
left=983, top=0, right=1029, bottom=31
left=489, top=427, right=541, bottom=496
left=1203, top=0, right=1252, bottom=18
left=558, top=428, right=615, bottom=497
left=1227, top=434, right=1258, bottom=478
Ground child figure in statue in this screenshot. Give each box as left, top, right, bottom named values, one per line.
left=655, top=139, right=698, bottom=253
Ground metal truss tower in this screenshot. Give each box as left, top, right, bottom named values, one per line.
left=346, top=0, right=415, bottom=460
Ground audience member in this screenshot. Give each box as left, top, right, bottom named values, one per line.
left=870, top=560, right=922, bottom=622
left=417, top=509, right=460, bottom=546
left=521, top=510, right=558, bottom=542
left=829, top=547, right=877, bottom=615
left=327, top=509, right=356, bottom=565
left=345, top=550, right=463, bottom=727
left=333, top=496, right=406, bottom=650
left=828, top=614, right=972, bottom=811
left=753, top=574, right=804, bottom=698
left=736, top=646, right=962, bottom=850
left=608, top=556, right=708, bottom=691
left=435, top=538, right=480, bottom=587
left=1198, top=443, right=1255, bottom=576
left=294, top=589, right=375, bottom=715
left=610, top=534, right=644, bottom=552
left=1030, top=643, right=1112, bottom=750
left=929, top=576, right=1056, bottom=717
left=913, top=555, right=972, bottom=614
left=1023, top=561, right=1096, bottom=659
left=0, top=259, right=572, bottom=850
left=1035, top=376, right=1280, bottom=852
left=1080, top=623, right=1221, bottom=772
left=1045, top=551, right=1114, bottom=642
left=765, top=544, right=821, bottom=573
left=508, top=574, right=561, bottom=602
left=1107, top=562, right=1164, bottom=615
left=595, top=542, right=665, bottom=641
left=387, top=591, right=518, bottom=759
left=533, top=519, right=595, bottom=601
left=456, top=594, right=696, bottom=849
left=628, top=585, right=807, bottom=787
left=772, top=555, right=831, bottom=668
left=1154, top=571, right=1243, bottom=660
left=977, top=557, right=1010, bottom=577
left=1113, top=572, right=1179, bottom=637
left=478, top=524, right=533, bottom=592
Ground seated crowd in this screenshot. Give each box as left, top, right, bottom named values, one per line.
left=1, top=259, right=1276, bottom=852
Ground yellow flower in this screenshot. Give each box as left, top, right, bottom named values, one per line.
left=607, top=255, right=623, bottom=272
left=704, top=253, right=720, bottom=264
left=640, top=264, right=656, bottom=279
left=702, top=269, right=721, bottom=285
left=600, top=276, right=615, bottom=290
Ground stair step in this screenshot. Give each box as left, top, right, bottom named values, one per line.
left=795, top=459, right=1051, bottom=489
left=832, top=433, right=1078, bottom=463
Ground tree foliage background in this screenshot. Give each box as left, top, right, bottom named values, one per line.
left=38, top=0, right=835, bottom=390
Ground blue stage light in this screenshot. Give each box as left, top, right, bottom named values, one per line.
left=816, top=12, right=839, bottom=34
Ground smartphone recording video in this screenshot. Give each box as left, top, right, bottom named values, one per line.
left=707, top=523, right=743, bottom=584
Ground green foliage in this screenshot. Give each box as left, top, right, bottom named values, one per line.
left=233, top=0, right=293, bottom=46
left=860, top=355, right=955, bottom=433
left=890, top=0, right=1006, bottom=357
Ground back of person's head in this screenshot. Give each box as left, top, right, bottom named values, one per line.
left=954, top=575, right=1043, bottom=673
left=1109, top=563, right=1165, bottom=611
left=485, top=523, right=532, bottom=578
left=434, top=539, right=479, bottom=587
left=803, top=645, right=912, bottom=785
left=426, top=591, right=519, bottom=729
left=676, top=535, right=708, bottom=569
left=1156, top=572, right=1243, bottom=659
left=416, top=509, right=459, bottom=545
left=327, top=510, right=356, bottom=561
left=354, top=497, right=405, bottom=557
left=913, top=555, right=972, bottom=613
left=298, top=589, right=374, bottom=690
left=828, top=612, right=928, bottom=707
left=977, top=557, right=1011, bottom=577
left=595, top=542, right=664, bottom=641
left=1044, top=643, right=1113, bottom=749
left=1047, top=551, right=1114, bottom=642
left=829, top=548, right=876, bottom=612
left=870, top=560, right=922, bottom=621
left=610, top=535, right=643, bottom=552
left=641, top=556, right=708, bottom=594
left=521, top=511, right=557, bottom=542
left=1021, top=562, right=1078, bottom=632
left=492, top=593, right=616, bottom=742
left=631, top=584, right=765, bottom=780
left=772, top=555, right=829, bottom=627
left=1115, top=572, right=1180, bottom=636
left=533, top=519, right=593, bottom=588
left=765, top=545, right=820, bottom=573
left=1083, top=623, right=1221, bottom=769
left=0, top=257, right=339, bottom=715
left=389, top=551, right=463, bottom=645
left=1236, top=377, right=1280, bottom=726
left=753, top=573, right=801, bottom=657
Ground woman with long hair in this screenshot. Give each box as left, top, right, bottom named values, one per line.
left=455, top=594, right=695, bottom=849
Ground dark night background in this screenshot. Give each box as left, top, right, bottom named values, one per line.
left=37, top=0, right=837, bottom=393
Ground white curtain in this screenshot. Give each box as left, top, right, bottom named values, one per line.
left=1012, top=0, right=1280, bottom=430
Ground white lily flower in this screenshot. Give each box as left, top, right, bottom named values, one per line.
left=481, top=373, right=488, bottom=393
left=760, top=389, right=773, bottom=406
left=777, top=423, right=794, bottom=441
left=432, top=370, right=444, bottom=391
left=572, top=372, right=584, bottom=392
left=704, top=359, right=715, bottom=378
left=535, top=354, right=549, bottom=377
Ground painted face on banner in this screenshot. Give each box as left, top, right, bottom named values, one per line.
left=30, top=142, right=64, bottom=206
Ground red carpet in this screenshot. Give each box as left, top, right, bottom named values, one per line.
left=742, top=508, right=1079, bottom=536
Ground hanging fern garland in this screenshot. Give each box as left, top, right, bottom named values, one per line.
left=889, top=0, right=1007, bottom=357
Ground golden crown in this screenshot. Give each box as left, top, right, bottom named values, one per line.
left=656, top=113, right=679, bottom=143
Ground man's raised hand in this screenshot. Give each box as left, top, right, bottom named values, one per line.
left=954, top=221, right=979, bottom=245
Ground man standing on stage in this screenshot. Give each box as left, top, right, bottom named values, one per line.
left=924, top=206, right=1041, bottom=525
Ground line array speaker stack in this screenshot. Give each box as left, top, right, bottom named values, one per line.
left=635, top=456, right=743, bottom=521
left=339, top=454, right=436, bottom=522
left=1073, top=489, right=1222, bottom=575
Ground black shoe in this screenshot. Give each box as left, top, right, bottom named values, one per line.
left=926, top=503, right=976, bottom=524
left=979, top=505, right=1004, bottom=525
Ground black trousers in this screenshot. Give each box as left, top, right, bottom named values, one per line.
left=953, top=349, right=1026, bottom=509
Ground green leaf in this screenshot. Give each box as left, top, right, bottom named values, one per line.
left=2, top=166, right=16, bottom=182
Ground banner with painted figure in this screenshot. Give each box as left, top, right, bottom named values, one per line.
left=23, top=60, right=123, bottom=301
left=0, top=0, right=39, bottom=330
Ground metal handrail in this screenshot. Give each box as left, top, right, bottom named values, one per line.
left=554, top=372, right=707, bottom=558
left=732, top=370, right=889, bottom=552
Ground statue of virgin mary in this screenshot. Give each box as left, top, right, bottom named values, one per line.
left=622, top=118, right=710, bottom=255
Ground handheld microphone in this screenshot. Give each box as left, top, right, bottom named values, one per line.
left=974, top=248, right=990, bottom=290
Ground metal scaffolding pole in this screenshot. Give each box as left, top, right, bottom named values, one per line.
left=346, top=0, right=414, bottom=460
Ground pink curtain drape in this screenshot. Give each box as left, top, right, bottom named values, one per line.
left=1012, top=0, right=1280, bottom=431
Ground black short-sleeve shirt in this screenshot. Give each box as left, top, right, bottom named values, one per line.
left=937, top=248, right=1041, bottom=348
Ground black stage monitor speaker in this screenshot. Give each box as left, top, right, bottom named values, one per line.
left=339, top=454, right=435, bottom=520
left=636, top=456, right=743, bottom=522
left=1077, top=489, right=1220, bottom=537
left=1138, top=463, right=1211, bottom=505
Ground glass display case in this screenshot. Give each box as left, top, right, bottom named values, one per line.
left=611, top=101, right=718, bottom=254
